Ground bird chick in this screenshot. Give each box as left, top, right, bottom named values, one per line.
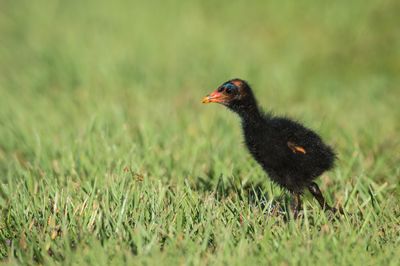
left=203, top=79, right=341, bottom=218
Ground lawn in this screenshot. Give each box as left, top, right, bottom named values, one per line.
left=0, top=0, right=399, bottom=265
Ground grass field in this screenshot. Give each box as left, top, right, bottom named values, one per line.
left=1, top=0, right=399, bottom=265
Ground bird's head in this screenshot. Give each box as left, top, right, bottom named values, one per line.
left=202, top=79, right=258, bottom=114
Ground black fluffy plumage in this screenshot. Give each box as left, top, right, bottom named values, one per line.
left=203, top=78, right=340, bottom=215
left=240, top=109, right=335, bottom=193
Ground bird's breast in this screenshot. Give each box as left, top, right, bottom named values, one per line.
left=243, top=129, right=273, bottom=163
left=242, top=123, right=289, bottom=169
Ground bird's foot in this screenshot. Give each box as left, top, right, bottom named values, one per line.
left=324, top=205, right=347, bottom=221
left=292, top=209, right=303, bottom=219
left=290, top=192, right=303, bottom=219
left=330, top=206, right=344, bottom=214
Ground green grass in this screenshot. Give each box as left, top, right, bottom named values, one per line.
left=1, top=0, right=399, bottom=265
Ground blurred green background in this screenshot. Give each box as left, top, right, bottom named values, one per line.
left=0, top=0, right=399, bottom=265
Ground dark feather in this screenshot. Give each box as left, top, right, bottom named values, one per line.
left=241, top=111, right=335, bottom=192
left=223, top=79, right=336, bottom=193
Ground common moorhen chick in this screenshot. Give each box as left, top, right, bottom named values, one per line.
left=202, top=78, right=340, bottom=217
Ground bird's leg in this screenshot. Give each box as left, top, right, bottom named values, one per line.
left=291, top=192, right=302, bottom=219
left=308, top=182, right=342, bottom=214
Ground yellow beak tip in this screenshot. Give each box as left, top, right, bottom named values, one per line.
left=202, top=97, right=211, bottom=104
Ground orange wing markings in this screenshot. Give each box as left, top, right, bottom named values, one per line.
left=287, top=141, right=307, bottom=154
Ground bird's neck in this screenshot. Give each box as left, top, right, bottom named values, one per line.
left=231, top=103, right=263, bottom=124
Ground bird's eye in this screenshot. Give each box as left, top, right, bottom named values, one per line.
left=225, top=87, right=233, bottom=94
left=217, top=87, right=224, bottom=92
left=224, top=83, right=236, bottom=94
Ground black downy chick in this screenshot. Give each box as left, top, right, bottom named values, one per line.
left=202, top=78, right=341, bottom=217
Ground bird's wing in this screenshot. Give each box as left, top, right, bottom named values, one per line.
left=287, top=141, right=307, bottom=154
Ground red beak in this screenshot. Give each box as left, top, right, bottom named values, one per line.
left=202, top=91, right=226, bottom=104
